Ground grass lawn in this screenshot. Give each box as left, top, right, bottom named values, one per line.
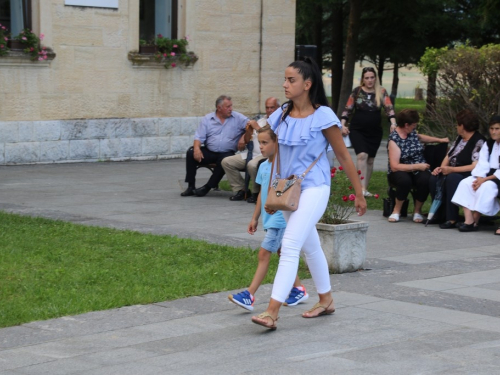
left=0, top=212, right=310, bottom=328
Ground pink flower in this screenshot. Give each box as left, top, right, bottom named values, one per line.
left=348, top=194, right=356, bottom=201
left=342, top=195, right=348, bottom=202
left=170, top=52, right=175, bottom=56
left=43, top=55, right=47, bottom=60
left=173, top=44, right=178, bottom=48
left=40, top=33, right=44, bottom=41
left=157, top=34, right=163, bottom=38
left=330, top=172, right=335, bottom=178
left=360, top=176, right=364, bottom=180
left=38, top=57, right=43, bottom=61
left=22, top=36, right=27, bottom=40
left=4, top=37, right=7, bottom=41
left=30, top=47, right=34, bottom=51
left=374, top=194, right=380, bottom=199
left=163, top=53, right=167, bottom=57
left=0, top=44, right=3, bottom=48
left=171, top=62, right=176, bottom=67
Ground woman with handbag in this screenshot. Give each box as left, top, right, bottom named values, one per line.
left=250, top=58, right=367, bottom=330
left=340, top=67, right=396, bottom=197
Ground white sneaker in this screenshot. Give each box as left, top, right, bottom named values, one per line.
left=363, top=190, right=373, bottom=197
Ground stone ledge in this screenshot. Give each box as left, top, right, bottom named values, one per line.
left=0, top=50, right=56, bottom=67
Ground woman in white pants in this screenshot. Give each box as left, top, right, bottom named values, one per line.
left=250, top=58, right=366, bottom=330
left=452, top=116, right=500, bottom=234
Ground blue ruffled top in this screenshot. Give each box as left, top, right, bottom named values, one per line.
left=268, top=105, right=341, bottom=190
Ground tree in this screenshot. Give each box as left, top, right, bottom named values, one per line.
left=337, top=0, right=362, bottom=113
left=419, top=44, right=500, bottom=138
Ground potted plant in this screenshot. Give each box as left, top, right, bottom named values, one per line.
left=316, top=166, right=376, bottom=273
left=0, top=23, right=10, bottom=56
left=130, top=35, right=198, bottom=69
left=139, top=39, right=157, bottom=55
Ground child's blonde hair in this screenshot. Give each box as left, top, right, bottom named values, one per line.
left=257, top=124, right=277, bottom=142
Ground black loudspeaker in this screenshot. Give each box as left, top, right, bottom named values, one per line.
left=295, top=45, right=317, bottom=62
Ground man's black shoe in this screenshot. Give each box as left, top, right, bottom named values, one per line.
left=229, top=190, right=246, bottom=201
left=439, top=220, right=458, bottom=229
left=246, top=193, right=259, bottom=204
left=181, top=186, right=195, bottom=197
left=194, top=185, right=211, bottom=197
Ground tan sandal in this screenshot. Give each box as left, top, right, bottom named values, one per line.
left=251, top=312, right=279, bottom=330
left=302, top=300, right=335, bottom=318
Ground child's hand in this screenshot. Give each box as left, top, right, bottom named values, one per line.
left=248, top=220, right=258, bottom=235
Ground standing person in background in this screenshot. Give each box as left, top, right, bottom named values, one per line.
left=340, top=67, right=396, bottom=197
left=250, top=58, right=366, bottom=331
left=228, top=125, right=308, bottom=312
left=222, top=97, right=280, bottom=203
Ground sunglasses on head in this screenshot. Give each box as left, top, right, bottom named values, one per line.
left=362, top=67, right=375, bottom=73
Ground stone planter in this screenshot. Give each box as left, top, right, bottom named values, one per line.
left=316, top=220, right=369, bottom=273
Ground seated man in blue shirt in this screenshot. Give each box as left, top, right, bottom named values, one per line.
left=181, top=95, right=256, bottom=197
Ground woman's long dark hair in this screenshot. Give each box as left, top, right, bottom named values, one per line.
left=282, top=57, right=328, bottom=119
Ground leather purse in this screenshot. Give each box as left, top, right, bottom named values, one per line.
left=265, top=117, right=322, bottom=212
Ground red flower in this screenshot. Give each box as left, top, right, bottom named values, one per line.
left=360, top=176, right=364, bottom=180
left=348, top=186, right=352, bottom=190
left=357, top=170, right=361, bottom=174
left=339, top=166, right=343, bottom=171
left=331, top=172, right=335, bottom=178
left=374, top=194, right=379, bottom=199
left=342, top=195, right=348, bottom=202
left=348, top=194, right=356, bottom=201
left=331, top=167, right=337, bottom=173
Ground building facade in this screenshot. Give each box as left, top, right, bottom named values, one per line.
left=0, top=0, right=296, bottom=165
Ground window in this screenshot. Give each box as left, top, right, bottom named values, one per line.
left=64, top=1, right=119, bottom=8
left=0, top=0, right=31, bottom=36
left=139, top=0, right=177, bottom=41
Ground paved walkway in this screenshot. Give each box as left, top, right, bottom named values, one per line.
left=1, top=151, right=500, bottom=374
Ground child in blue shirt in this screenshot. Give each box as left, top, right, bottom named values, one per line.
left=228, top=125, right=308, bottom=311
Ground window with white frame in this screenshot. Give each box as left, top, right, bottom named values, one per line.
left=0, top=0, right=31, bottom=36
left=139, top=0, right=177, bottom=41
left=64, top=0, right=118, bottom=8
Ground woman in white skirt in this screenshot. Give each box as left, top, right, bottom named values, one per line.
left=451, top=116, right=500, bottom=234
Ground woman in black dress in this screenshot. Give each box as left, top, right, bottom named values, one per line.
left=341, top=67, right=396, bottom=196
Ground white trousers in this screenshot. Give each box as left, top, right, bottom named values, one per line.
left=271, top=185, right=331, bottom=302
left=451, top=176, right=500, bottom=216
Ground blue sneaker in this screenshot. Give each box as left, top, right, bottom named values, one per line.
left=284, top=286, right=309, bottom=306
left=228, top=290, right=255, bottom=311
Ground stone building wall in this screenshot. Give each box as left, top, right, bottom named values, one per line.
left=0, top=0, right=296, bottom=165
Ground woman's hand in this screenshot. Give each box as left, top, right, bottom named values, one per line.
left=440, top=166, right=453, bottom=175
left=472, top=177, right=486, bottom=191
left=441, top=137, right=450, bottom=143
left=355, top=193, right=367, bottom=217
left=341, top=126, right=350, bottom=136
left=431, top=167, right=442, bottom=176
left=416, top=163, right=430, bottom=172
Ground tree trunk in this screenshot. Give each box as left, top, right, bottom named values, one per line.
left=425, top=71, right=437, bottom=115
left=391, top=62, right=399, bottom=108
left=377, top=56, right=385, bottom=86
left=337, top=0, right=363, bottom=114
left=313, top=3, right=323, bottom=71
left=330, top=1, right=344, bottom=111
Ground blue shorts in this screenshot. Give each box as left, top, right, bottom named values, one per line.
left=261, top=227, right=286, bottom=253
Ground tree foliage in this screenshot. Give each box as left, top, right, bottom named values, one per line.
left=419, top=44, right=500, bottom=138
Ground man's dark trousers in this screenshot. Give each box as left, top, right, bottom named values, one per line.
left=185, top=147, right=235, bottom=189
